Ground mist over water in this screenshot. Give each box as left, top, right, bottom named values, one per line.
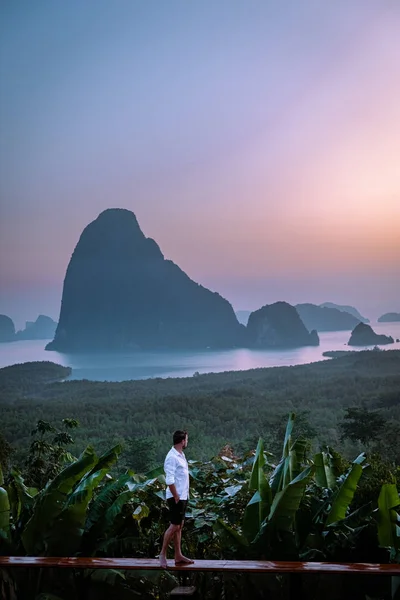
left=1, top=322, right=399, bottom=382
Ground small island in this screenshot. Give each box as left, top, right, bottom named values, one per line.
left=378, top=312, right=400, bottom=323
left=348, top=323, right=394, bottom=346
left=247, top=301, right=319, bottom=348
left=322, top=350, right=358, bottom=358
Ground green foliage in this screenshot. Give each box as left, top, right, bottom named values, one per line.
left=0, top=433, right=14, bottom=474
left=1, top=351, right=400, bottom=600
left=0, top=431, right=397, bottom=598
left=124, top=437, right=157, bottom=473
left=243, top=438, right=271, bottom=542
left=377, top=484, right=400, bottom=550
left=1, top=351, right=400, bottom=468
left=339, top=407, right=386, bottom=445
left=0, top=467, right=10, bottom=538
left=325, top=454, right=366, bottom=525
left=25, top=419, right=79, bottom=489
left=314, top=447, right=341, bottom=489
left=22, top=445, right=99, bottom=555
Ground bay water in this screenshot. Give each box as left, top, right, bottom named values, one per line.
left=0, top=322, right=399, bottom=382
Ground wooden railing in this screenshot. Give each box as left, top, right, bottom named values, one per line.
left=0, top=556, right=399, bottom=573
left=1, top=557, right=399, bottom=599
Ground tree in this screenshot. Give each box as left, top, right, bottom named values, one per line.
left=0, top=432, right=14, bottom=473
left=339, top=408, right=385, bottom=445
left=25, top=418, right=79, bottom=488
left=124, top=437, right=157, bottom=473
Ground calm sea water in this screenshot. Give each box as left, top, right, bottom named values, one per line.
left=0, top=322, right=399, bottom=382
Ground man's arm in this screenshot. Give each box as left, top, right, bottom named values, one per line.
left=168, top=483, right=179, bottom=503
left=164, top=454, right=179, bottom=502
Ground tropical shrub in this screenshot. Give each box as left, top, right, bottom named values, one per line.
left=0, top=414, right=399, bottom=599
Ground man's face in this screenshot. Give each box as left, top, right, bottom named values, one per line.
left=182, top=434, right=188, bottom=449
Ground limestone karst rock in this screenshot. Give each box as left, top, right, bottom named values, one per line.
left=296, top=303, right=360, bottom=332
left=16, top=315, right=57, bottom=340
left=0, top=315, right=15, bottom=342
left=348, top=323, right=394, bottom=346
left=319, top=302, right=369, bottom=323
left=247, top=301, right=319, bottom=348
left=46, top=209, right=244, bottom=351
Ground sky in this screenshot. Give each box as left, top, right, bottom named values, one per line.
left=1, top=0, right=399, bottom=330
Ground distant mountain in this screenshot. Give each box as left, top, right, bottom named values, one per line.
left=16, top=315, right=58, bottom=340
left=319, top=302, right=369, bottom=323
left=296, top=303, right=360, bottom=332
left=235, top=310, right=251, bottom=326
left=247, top=301, right=319, bottom=348
left=348, top=323, right=394, bottom=346
left=378, top=312, right=400, bottom=323
left=0, top=315, right=15, bottom=342
left=46, top=209, right=244, bottom=352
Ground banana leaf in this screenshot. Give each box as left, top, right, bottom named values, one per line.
left=287, top=437, right=308, bottom=485
left=270, top=413, right=296, bottom=495
left=0, top=485, right=10, bottom=537
left=101, top=483, right=141, bottom=528
left=143, top=465, right=164, bottom=479
left=83, top=444, right=122, bottom=481
left=243, top=438, right=271, bottom=542
left=314, top=451, right=337, bottom=489
left=86, top=474, right=159, bottom=542
left=84, top=473, right=132, bottom=533
left=377, top=483, right=400, bottom=549
left=22, top=446, right=98, bottom=554
left=7, top=469, right=36, bottom=522
left=268, top=465, right=314, bottom=532
left=282, top=412, right=296, bottom=455
left=42, top=445, right=121, bottom=555
left=340, top=501, right=374, bottom=528
left=243, top=491, right=267, bottom=543
left=325, top=462, right=363, bottom=526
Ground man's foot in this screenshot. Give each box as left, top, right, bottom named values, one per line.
left=159, top=554, right=168, bottom=568
left=174, top=556, right=194, bottom=565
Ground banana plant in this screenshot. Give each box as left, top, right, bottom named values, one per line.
left=314, top=447, right=342, bottom=489
left=0, top=466, right=10, bottom=541
left=377, top=483, right=400, bottom=551
left=377, top=484, right=400, bottom=599
left=40, top=444, right=122, bottom=556
left=242, top=437, right=272, bottom=542
left=325, top=453, right=366, bottom=526
left=216, top=414, right=315, bottom=556
left=21, top=445, right=99, bottom=555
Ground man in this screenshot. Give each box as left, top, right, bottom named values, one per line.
left=159, top=430, right=194, bottom=568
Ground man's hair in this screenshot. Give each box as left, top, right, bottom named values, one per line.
left=173, top=430, right=187, bottom=445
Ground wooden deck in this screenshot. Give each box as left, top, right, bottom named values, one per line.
left=0, top=557, right=399, bottom=575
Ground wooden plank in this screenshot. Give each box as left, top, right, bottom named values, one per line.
left=170, top=586, right=196, bottom=596
left=0, top=557, right=398, bottom=574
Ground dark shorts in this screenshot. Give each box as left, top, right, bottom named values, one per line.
left=167, top=498, right=187, bottom=525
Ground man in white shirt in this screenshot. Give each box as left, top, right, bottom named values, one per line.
left=159, top=430, right=194, bottom=568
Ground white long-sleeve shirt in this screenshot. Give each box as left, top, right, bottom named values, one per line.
left=164, top=446, right=189, bottom=500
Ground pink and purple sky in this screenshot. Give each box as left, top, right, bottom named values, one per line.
left=1, top=1, right=399, bottom=329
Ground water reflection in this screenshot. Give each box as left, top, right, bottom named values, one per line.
left=0, top=322, right=399, bottom=382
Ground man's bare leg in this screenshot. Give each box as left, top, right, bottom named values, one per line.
left=159, top=524, right=179, bottom=567
left=174, top=521, right=194, bottom=565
